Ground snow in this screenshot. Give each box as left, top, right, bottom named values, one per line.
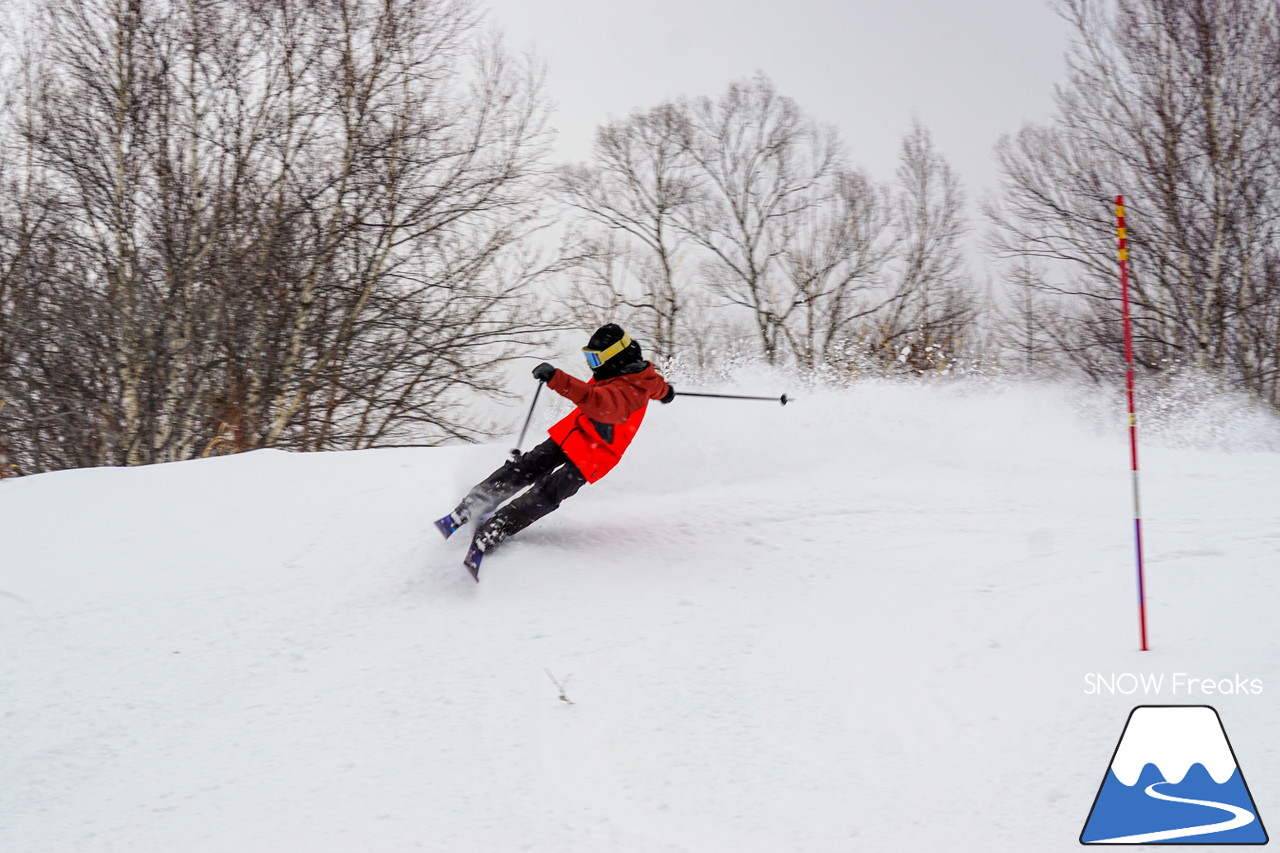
left=2, top=378, right=1278, bottom=851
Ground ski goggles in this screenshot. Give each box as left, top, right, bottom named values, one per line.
left=582, top=334, right=632, bottom=369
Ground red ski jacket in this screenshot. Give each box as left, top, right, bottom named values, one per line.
left=546, top=363, right=671, bottom=483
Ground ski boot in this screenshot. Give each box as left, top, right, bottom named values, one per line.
left=462, top=515, right=512, bottom=581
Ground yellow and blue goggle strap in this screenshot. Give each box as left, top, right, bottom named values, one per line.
left=583, top=333, right=632, bottom=369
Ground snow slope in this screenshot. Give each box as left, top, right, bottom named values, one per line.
left=3, top=378, right=1279, bottom=852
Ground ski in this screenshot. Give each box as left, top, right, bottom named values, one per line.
left=439, top=510, right=491, bottom=581
left=462, top=544, right=483, bottom=581
left=434, top=513, right=463, bottom=540
left=459, top=512, right=494, bottom=582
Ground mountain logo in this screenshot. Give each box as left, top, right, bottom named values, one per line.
left=1081, top=705, right=1267, bottom=844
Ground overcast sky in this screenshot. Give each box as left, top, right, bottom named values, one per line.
left=483, top=0, right=1075, bottom=210
left=3, top=0, right=1076, bottom=202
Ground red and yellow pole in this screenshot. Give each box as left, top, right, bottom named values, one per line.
left=1116, top=195, right=1149, bottom=651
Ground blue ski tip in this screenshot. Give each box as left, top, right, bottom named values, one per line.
left=435, top=514, right=461, bottom=540
left=463, top=548, right=483, bottom=582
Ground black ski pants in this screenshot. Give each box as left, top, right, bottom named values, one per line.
left=461, top=438, right=587, bottom=537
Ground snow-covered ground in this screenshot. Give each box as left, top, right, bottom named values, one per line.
left=3, top=378, right=1278, bottom=852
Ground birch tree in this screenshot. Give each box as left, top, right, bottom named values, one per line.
left=0, top=0, right=554, bottom=473
left=777, top=167, right=895, bottom=368
left=556, top=103, right=698, bottom=362
left=877, top=120, right=977, bottom=373
left=676, top=75, right=840, bottom=364
left=988, top=0, right=1280, bottom=402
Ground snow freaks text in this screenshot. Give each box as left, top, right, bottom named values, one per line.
left=1084, top=673, right=1264, bottom=697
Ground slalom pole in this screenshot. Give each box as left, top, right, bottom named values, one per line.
left=511, top=380, right=545, bottom=460
left=674, top=391, right=790, bottom=405
left=1116, top=195, right=1149, bottom=652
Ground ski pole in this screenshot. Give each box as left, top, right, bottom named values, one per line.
left=674, top=391, right=790, bottom=406
left=511, top=380, right=545, bottom=459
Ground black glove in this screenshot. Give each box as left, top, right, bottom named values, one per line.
left=659, top=385, right=676, bottom=404
left=532, top=362, right=556, bottom=383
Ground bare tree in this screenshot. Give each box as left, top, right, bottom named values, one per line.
left=994, top=258, right=1078, bottom=374
left=988, top=0, right=1280, bottom=402
left=676, top=75, right=841, bottom=364
left=556, top=103, right=698, bottom=361
left=555, top=77, right=927, bottom=373
left=777, top=167, right=896, bottom=368
left=0, top=0, right=555, bottom=474
left=875, top=120, right=977, bottom=374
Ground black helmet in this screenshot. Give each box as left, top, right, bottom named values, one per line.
left=582, top=323, right=643, bottom=378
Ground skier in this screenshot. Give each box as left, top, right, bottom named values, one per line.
left=436, top=323, right=675, bottom=576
